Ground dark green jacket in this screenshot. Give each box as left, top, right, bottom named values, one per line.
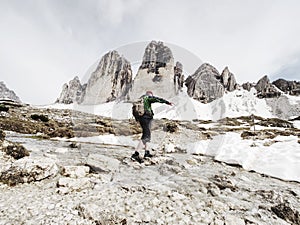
left=143, top=95, right=171, bottom=117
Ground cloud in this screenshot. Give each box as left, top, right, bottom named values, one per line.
left=271, top=53, right=300, bottom=81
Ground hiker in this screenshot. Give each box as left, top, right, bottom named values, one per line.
left=131, top=91, right=174, bottom=163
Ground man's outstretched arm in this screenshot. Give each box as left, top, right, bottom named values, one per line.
left=148, top=96, right=173, bottom=105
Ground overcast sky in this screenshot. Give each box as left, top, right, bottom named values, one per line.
left=1, top=0, right=300, bottom=105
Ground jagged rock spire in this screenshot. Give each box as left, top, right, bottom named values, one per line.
left=174, top=61, right=184, bottom=94
left=0, top=81, right=21, bottom=103
left=81, top=50, right=133, bottom=104
left=255, top=75, right=281, bottom=98
left=220, top=67, right=238, bottom=92
left=139, top=40, right=174, bottom=73
left=56, top=76, right=85, bottom=104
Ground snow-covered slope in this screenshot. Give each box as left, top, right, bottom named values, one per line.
left=45, top=88, right=282, bottom=121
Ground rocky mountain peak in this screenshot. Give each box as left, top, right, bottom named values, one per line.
left=255, top=75, right=281, bottom=98
left=79, top=50, right=133, bottom=104
left=0, top=81, right=21, bottom=103
left=185, top=63, right=225, bottom=103
left=255, top=75, right=270, bottom=90
left=128, top=41, right=177, bottom=100
left=272, top=78, right=300, bottom=96
left=139, top=40, right=174, bottom=73
left=220, top=67, right=238, bottom=92
left=56, top=76, right=85, bottom=104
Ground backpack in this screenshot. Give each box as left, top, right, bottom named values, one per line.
left=132, top=97, right=145, bottom=121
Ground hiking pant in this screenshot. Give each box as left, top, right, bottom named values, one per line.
left=139, top=115, right=153, bottom=144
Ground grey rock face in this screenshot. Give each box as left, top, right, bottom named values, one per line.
left=185, top=63, right=225, bottom=103
left=272, top=78, right=300, bottom=96
left=242, top=82, right=255, bottom=92
left=139, top=40, right=173, bottom=74
left=128, top=41, right=176, bottom=100
left=0, top=82, right=21, bottom=103
left=271, top=203, right=300, bottom=224
left=56, top=76, right=85, bottom=104
left=174, top=61, right=184, bottom=93
left=220, top=67, right=238, bottom=92
left=255, top=75, right=281, bottom=98
left=82, top=51, right=133, bottom=104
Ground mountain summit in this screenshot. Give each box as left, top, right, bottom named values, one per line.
left=127, top=41, right=180, bottom=100
left=0, top=82, right=21, bottom=103
left=57, top=51, right=133, bottom=105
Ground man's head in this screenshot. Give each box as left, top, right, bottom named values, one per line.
left=146, top=91, right=153, bottom=96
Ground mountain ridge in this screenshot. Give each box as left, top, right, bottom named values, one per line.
left=56, top=40, right=299, bottom=108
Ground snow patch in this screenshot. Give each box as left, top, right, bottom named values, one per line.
left=188, top=132, right=300, bottom=182
left=69, top=134, right=138, bottom=147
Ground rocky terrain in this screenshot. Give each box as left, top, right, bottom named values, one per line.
left=1, top=40, right=300, bottom=224
left=0, top=102, right=300, bottom=224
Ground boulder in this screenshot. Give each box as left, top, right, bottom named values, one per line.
left=185, top=63, right=225, bottom=103
left=163, top=121, right=179, bottom=133
left=271, top=203, right=300, bottom=224
left=57, top=177, right=93, bottom=193
left=62, top=166, right=90, bottom=178
left=255, top=75, right=281, bottom=98
left=3, top=142, right=29, bottom=159
left=0, top=157, right=59, bottom=186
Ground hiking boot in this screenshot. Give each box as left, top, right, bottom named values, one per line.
left=144, top=150, right=154, bottom=158
left=131, top=151, right=144, bottom=163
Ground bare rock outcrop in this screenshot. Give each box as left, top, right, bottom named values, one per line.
left=139, top=41, right=173, bottom=73
left=56, top=76, right=86, bottom=104
left=2, top=142, right=29, bottom=160
left=128, top=41, right=177, bottom=100
left=185, top=63, right=225, bottom=103
left=0, top=158, right=59, bottom=186
left=174, top=61, right=184, bottom=93
left=271, top=203, right=300, bottom=224
left=81, top=51, right=133, bottom=104
left=220, top=67, right=238, bottom=92
left=255, top=75, right=281, bottom=98
left=242, top=82, right=256, bottom=91
left=0, top=82, right=21, bottom=103
left=272, top=78, right=300, bottom=96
